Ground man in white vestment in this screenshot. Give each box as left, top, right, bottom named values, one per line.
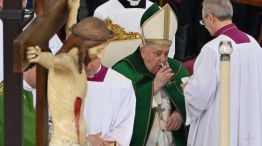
left=113, top=4, right=189, bottom=146
left=181, top=0, right=262, bottom=146
left=84, top=58, right=136, bottom=146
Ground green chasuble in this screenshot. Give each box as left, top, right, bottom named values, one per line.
left=0, top=81, right=36, bottom=146
left=113, top=49, right=189, bottom=146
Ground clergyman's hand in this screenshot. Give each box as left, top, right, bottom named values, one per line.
left=102, top=141, right=115, bottom=146
left=87, top=133, right=112, bottom=146
left=166, top=111, right=182, bottom=131
left=26, top=46, right=42, bottom=63
left=153, top=65, right=174, bottom=94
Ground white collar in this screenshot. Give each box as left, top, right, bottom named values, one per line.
left=127, top=0, right=141, bottom=6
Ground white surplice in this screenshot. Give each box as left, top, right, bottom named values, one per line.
left=84, top=68, right=136, bottom=146
left=184, top=34, right=262, bottom=146
left=93, top=0, right=153, bottom=33
left=146, top=90, right=174, bottom=146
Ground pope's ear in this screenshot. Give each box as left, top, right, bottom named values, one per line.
left=140, top=46, right=148, bottom=59
left=139, top=45, right=145, bottom=52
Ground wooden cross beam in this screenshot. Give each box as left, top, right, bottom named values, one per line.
left=12, top=0, right=73, bottom=145
left=13, top=0, right=69, bottom=72
left=0, top=0, right=23, bottom=145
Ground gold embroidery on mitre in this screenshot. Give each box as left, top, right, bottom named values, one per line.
left=144, top=39, right=172, bottom=47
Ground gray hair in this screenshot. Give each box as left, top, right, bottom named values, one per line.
left=202, top=0, right=233, bottom=21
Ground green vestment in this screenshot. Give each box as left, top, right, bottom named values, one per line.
left=0, top=81, right=36, bottom=146
left=113, top=49, right=189, bottom=146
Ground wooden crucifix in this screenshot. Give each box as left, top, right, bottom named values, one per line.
left=12, top=0, right=79, bottom=145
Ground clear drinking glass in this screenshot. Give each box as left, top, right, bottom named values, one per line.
left=160, top=62, right=173, bottom=86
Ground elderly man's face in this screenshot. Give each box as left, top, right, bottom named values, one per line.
left=140, top=45, right=169, bottom=74
left=84, top=57, right=101, bottom=78
left=202, top=9, right=216, bottom=36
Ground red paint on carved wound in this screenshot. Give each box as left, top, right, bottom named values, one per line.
left=74, top=97, right=82, bottom=144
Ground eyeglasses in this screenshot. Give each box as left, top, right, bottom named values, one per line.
left=199, top=19, right=205, bottom=25
left=199, top=14, right=209, bottom=25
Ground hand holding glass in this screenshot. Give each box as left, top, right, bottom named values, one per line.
left=160, top=62, right=173, bottom=86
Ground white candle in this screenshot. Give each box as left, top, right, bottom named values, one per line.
left=219, top=41, right=233, bottom=146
